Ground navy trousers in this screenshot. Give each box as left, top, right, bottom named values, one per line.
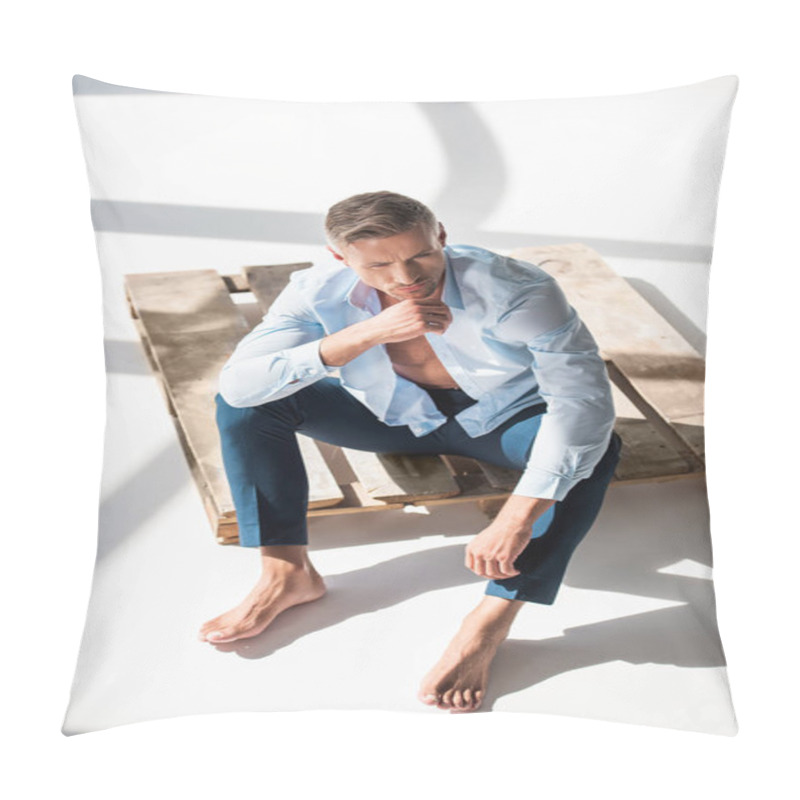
left=216, top=378, right=621, bottom=605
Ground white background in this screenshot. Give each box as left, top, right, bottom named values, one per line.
left=3, top=0, right=797, bottom=797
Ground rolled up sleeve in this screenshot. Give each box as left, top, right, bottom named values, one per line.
left=497, top=278, right=616, bottom=501
left=218, top=286, right=337, bottom=408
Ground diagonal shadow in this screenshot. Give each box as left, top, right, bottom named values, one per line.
left=89, top=199, right=712, bottom=263
left=208, top=543, right=483, bottom=659
left=97, top=442, right=193, bottom=560
left=417, top=102, right=507, bottom=231
left=565, top=481, right=714, bottom=598
left=90, top=199, right=325, bottom=244
left=104, top=339, right=152, bottom=375
left=626, top=277, right=707, bottom=355
left=482, top=603, right=728, bottom=714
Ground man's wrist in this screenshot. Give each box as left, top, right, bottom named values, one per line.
left=495, top=494, right=555, bottom=528
left=320, top=319, right=383, bottom=367
left=352, top=316, right=385, bottom=347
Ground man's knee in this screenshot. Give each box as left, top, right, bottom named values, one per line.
left=215, top=392, right=298, bottom=436
left=215, top=393, right=254, bottom=434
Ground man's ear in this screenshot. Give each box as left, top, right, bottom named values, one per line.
left=437, top=222, right=447, bottom=246
left=326, top=245, right=345, bottom=262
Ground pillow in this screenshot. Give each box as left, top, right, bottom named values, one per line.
left=63, top=74, right=738, bottom=735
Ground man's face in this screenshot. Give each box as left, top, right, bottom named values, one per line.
left=329, top=223, right=448, bottom=302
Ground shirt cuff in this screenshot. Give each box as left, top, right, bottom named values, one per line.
left=285, top=339, right=338, bottom=385
left=511, top=467, right=579, bottom=502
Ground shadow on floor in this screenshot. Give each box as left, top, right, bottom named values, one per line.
left=483, top=602, right=726, bottom=712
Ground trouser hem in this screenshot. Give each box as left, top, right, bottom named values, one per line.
left=237, top=525, right=309, bottom=548
left=484, top=579, right=558, bottom=606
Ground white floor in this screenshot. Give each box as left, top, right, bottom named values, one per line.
left=62, top=338, right=737, bottom=735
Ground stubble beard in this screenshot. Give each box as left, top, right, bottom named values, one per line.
left=387, top=276, right=442, bottom=302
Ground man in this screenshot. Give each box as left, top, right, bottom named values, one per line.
left=199, top=191, right=621, bottom=713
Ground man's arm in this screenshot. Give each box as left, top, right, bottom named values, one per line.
left=502, top=278, right=616, bottom=500
left=218, top=307, right=336, bottom=408
left=465, top=495, right=555, bottom=579
left=465, top=276, right=615, bottom=580
left=319, top=299, right=452, bottom=366
left=219, top=286, right=452, bottom=407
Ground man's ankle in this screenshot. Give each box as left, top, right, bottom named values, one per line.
left=466, top=597, right=523, bottom=632
left=258, top=544, right=311, bottom=569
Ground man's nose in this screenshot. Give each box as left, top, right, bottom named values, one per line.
left=395, top=264, right=420, bottom=285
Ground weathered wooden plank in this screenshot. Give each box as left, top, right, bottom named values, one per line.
left=606, top=360, right=704, bottom=474
left=444, top=452, right=522, bottom=493
left=340, top=449, right=462, bottom=504
left=512, top=244, right=705, bottom=461
left=474, top=461, right=522, bottom=491
left=440, top=455, right=523, bottom=505
left=216, top=483, right=405, bottom=543
left=609, top=378, right=697, bottom=482
left=243, top=263, right=314, bottom=314
left=328, top=482, right=406, bottom=512
left=221, top=273, right=250, bottom=293
left=671, top=413, right=704, bottom=460
left=126, top=270, right=344, bottom=538
left=312, top=442, right=403, bottom=511
left=125, top=270, right=251, bottom=524
left=297, top=434, right=345, bottom=509
left=215, top=484, right=407, bottom=543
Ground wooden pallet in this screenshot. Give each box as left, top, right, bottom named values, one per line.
left=124, top=244, right=705, bottom=545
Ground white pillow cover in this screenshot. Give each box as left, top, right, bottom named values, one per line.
left=63, top=74, right=738, bottom=735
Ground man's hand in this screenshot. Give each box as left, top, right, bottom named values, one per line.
left=465, top=520, right=532, bottom=579
left=320, top=299, right=452, bottom=367
left=364, top=299, right=453, bottom=343
left=465, top=495, right=556, bottom=580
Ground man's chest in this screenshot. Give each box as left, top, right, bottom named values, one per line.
left=384, top=335, right=437, bottom=367
left=384, top=336, right=459, bottom=389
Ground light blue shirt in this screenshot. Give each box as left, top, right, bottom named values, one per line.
left=219, top=244, right=616, bottom=501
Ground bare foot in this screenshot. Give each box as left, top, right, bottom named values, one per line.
left=418, top=597, right=522, bottom=712
left=199, top=548, right=326, bottom=644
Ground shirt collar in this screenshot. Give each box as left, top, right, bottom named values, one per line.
left=441, top=246, right=465, bottom=310
left=345, top=273, right=373, bottom=310
left=344, top=245, right=465, bottom=312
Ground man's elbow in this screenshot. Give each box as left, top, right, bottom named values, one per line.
left=598, top=389, right=617, bottom=431
left=217, top=372, right=260, bottom=409
left=217, top=388, right=251, bottom=409
left=580, top=387, right=616, bottom=433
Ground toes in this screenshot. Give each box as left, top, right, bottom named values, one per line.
left=422, top=685, right=484, bottom=713
left=199, top=619, right=220, bottom=638
left=449, top=688, right=480, bottom=713
left=204, top=628, right=236, bottom=643
left=419, top=692, right=439, bottom=706
left=198, top=626, right=218, bottom=641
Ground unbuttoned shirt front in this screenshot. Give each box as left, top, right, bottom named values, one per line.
left=219, top=244, right=616, bottom=502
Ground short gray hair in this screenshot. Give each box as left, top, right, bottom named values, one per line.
left=325, top=191, right=438, bottom=250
